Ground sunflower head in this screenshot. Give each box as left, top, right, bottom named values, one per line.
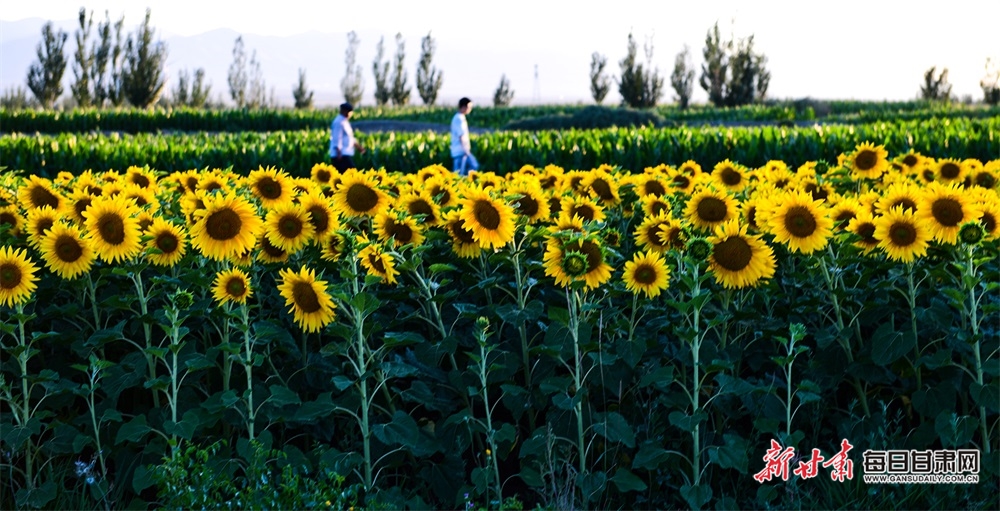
left=623, top=250, right=671, bottom=298
left=0, top=246, right=40, bottom=307
left=685, top=237, right=713, bottom=261
left=212, top=268, right=253, bottom=306
left=277, top=266, right=337, bottom=333
left=958, top=221, right=984, bottom=245
left=561, top=250, right=589, bottom=278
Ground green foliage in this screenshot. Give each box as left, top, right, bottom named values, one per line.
left=372, top=37, right=391, bottom=107
left=671, top=45, right=696, bottom=109
left=70, top=8, right=95, bottom=108
left=91, top=11, right=125, bottom=108
left=617, top=32, right=664, bottom=108
left=0, top=87, right=38, bottom=110
left=589, top=52, right=611, bottom=105
left=699, top=22, right=770, bottom=107
left=921, top=66, right=953, bottom=102
left=415, top=32, right=443, bottom=106
left=503, top=105, right=661, bottom=130
left=171, top=68, right=211, bottom=108
left=228, top=36, right=248, bottom=108
left=342, top=31, right=365, bottom=106
left=389, top=33, right=411, bottom=106
left=26, top=21, right=69, bottom=109
left=121, top=9, right=168, bottom=108
left=493, top=74, right=514, bottom=107
left=292, top=68, right=314, bottom=109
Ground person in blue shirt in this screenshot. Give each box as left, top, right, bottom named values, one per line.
left=450, top=97, right=478, bottom=176
left=330, top=102, right=365, bottom=171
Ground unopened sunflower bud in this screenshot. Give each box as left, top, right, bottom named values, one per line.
left=959, top=221, right=984, bottom=245
left=686, top=237, right=712, bottom=261
left=561, top=250, right=589, bottom=277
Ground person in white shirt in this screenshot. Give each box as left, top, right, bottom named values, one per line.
left=450, top=97, right=479, bottom=176
left=330, top=102, right=365, bottom=171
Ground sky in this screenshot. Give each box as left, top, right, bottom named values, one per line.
left=2, top=0, right=999, bottom=105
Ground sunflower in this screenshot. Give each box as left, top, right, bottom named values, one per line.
left=120, top=184, right=159, bottom=212
left=145, top=218, right=187, bottom=267
left=25, top=205, right=60, bottom=248
left=846, top=142, right=889, bottom=180
left=846, top=211, right=881, bottom=253
left=189, top=192, right=264, bottom=262
left=711, top=160, right=749, bottom=193
left=873, top=206, right=931, bottom=262
left=0, top=205, right=23, bottom=237
left=934, top=158, right=966, bottom=185
left=212, top=268, right=253, bottom=305
left=310, top=163, right=338, bottom=187
left=583, top=168, right=621, bottom=206
left=357, top=240, right=400, bottom=284
left=970, top=165, right=998, bottom=190
left=897, top=150, right=925, bottom=171
left=0, top=246, right=39, bottom=307
left=18, top=175, right=64, bottom=212
left=39, top=222, right=95, bottom=279
left=634, top=173, right=669, bottom=197
left=553, top=212, right=586, bottom=233
left=332, top=169, right=390, bottom=218
left=656, top=217, right=689, bottom=252
left=640, top=194, right=672, bottom=218
left=507, top=184, right=550, bottom=224
left=684, top=188, right=738, bottom=232
left=63, top=190, right=94, bottom=225
left=374, top=209, right=424, bottom=248
left=277, top=266, right=336, bottom=333
left=543, top=233, right=613, bottom=290
left=263, top=202, right=315, bottom=254
left=197, top=172, right=230, bottom=194
left=874, top=182, right=921, bottom=215
left=257, top=235, right=289, bottom=264
left=829, top=198, right=864, bottom=230
left=458, top=187, right=516, bottom=250
left=82, top=195, right=142, bottom=264
left=916, top=182, right=982, bottom=244
left=397, top=190, right=442, bottom=226
left=443, top=210, right=482, bottom=259
left=764, top=191, right=833, bottom=254
left=319, top=231, right=348, bottom=261
left=246, top=166, right=294, bottom=207
left=561, top=195, right=606, bottom=223
left=634, top=212, right=676, bottom=253
left=425, top=176, right=458, bottom=208
left=977, top=196, right=1000, bottom=239
left=622, top=250, right=670, bottom=298
left=707, top=220, right=776, bottom=289
left=124, top=166, right=158, bottom=190
left=297, top=193, right=339, bottom=241
left=678, top=160, right=702, bottom=177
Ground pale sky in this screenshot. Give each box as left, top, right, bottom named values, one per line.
left=3, top=0, right=999, bottom=104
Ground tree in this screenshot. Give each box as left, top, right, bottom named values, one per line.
left=26, top=21, right=68, bottom=109
left=91, top=11, right=124, bottom=108
left=247, top=49, right=267, bottom=108
left=342, top=31, right=364, bottom=106
left=699, top=22, right=728, bottom=107
left=589, top=52, right=611, bottom=104
left=292, top=68, right=314, bottom=109
left=389, top=33, right=411, bottom=106
left=416, top=32, right=443, bottom=105
left=228, top=36, right=248, bottom=107
left=71, top=8, right=95, bottom=107
left=670, top=45, right=695, bottom=109
left=372, top=36, right=391, bottom=106
left=617, top=32, right=662, bottom=108
left=698, top=22, right=770, bottom=107
left=920, top=66, right=952, bottom=102
left=107, top=15, right=126, bottom=106
left=493, top=74, right=514, bottom=107
left=173, top=69, right=190, bottom=106
left=982, top=58, right=1000, bottom=105
left=172, top=68, right=211, bottom=107
left=120, top=9, right=168, bottom=108
left=640, top=35, right=665, bottom=107
left=1, top=86, right=38, bottom=110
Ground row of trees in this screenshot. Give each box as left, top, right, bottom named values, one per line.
left=589, top=22, right=770, bottom=109
left=921, top=62, right=1000, bottom=105
left=337, top=32, right=443, bottom=108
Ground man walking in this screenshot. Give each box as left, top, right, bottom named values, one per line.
left=330, top=102, right=365, bottom=171
left=450, top=97, right=479, bottom=176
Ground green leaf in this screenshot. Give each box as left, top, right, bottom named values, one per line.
left=382, top=331, right=425, bottom=348
left=593, top=411, right=635, bottom=448
left=708, top=433, right=748, bottom=473
left=428, top=263, right=456, bottom=274
left=115, top=415, right=150, bottom=444
left=332, top=375, right=354, bottom=391
left=610, top=467, right=647, bottom=492
left=935, top=413, right=977, bottom=448
left=971, top=382, right=1000, bottom=412
left=680, top=482, right=712, bottom=510
left=632, top=441, right=671, bottom=471
left=268, top=385, right=302, bottom=407
left=638, top=366, right=673, bottom=389
left=293, top=392, right=336, bottom=421
left=870, top=322, right=912, bottom=365
left=669, top=410, right=707, bottom=432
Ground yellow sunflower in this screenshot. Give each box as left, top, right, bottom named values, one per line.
left=39, top=222, right=95, bottom=279
left=424, top=175, right=459, bottom=208
left=458, top=187, right=516, bottom=250
left=934, top=158, right=966, bottom=185
left=189, top=192, right=264, bottom=262
left=277, top=266, right=337, bottom=333
left=707, top=219, right=777, bottom=289
left=120, top=184, right=159, bottom=212
left=310, top=163, right=339, bottom=187
left=656, top=217, right=689, bottom=252
left=678, top=160, right=702, bottom=177
left=374, top=209, right=424, bottom=248
left=145, top=218, right=188, bottom=267
left=124, top=166, right=158, bottom=190
left=18, top=175, right=64, bottom=212
left=212, top=268, right=253, bottom=306
left=622, top=250, right=670, bottom=298
left=684, top=188, right=738, bottom=232
left=397, top=190, right=442, bottom=226
left=0, top=205, right=23, bottom=237
left=297, top=193, right=339, bottom=240
left=829, top=198, right=864, bottom=230
left=0, top=246, right=39, bottom=307
left=257, top=234, right=289, bottom=264
left=634, top=212, right=676, bottom=253
left=553, top=212, right=586, bottom=233
left=82, top=194, right=142, bottom=264
left=916, top=182, right=982, bottom=244
left=977, top=196, right=1000, bottom=239
left=764, top=191, right=833, bottom=254
left=440, top=210, right=481, bottom=259
left=542, top=233, right=613, bottom=290
left=640, top=194, right=672, bottom=218
left=711, top=160, right=749, bottom=193
left=847, top=142, right=889, bottom=180
left=63, top=190, right=94, bottom=225
left=319, top=231, right=348, bottom=261
left=897, top=150, right=925, bottom=172
left=357, top=240, right=400, bottom=284
left=874, top=182, right=921, bottom=215
left=873, top=206, right=931, bottom=262
left=507, top=183, right=551, bottom=224
left=846, top=211, right=881, bottom=254
left=634, top=173, right=669, bottom=197
left=264, top=202, right=315, bottom=254
left=247, top=166, right=295, bottom=208
left=561, top=195, right=606, bottom=223
left=332, top=169, right=390, bottom=218
left=25, top=205, right=60, bottom=248
left=583, top=168, right=621, bottom=206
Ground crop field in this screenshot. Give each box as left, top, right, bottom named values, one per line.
left=0, top=104, right=998, bottom=509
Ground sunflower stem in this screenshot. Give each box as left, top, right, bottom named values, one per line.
left=13, top=303, right=35, bottom=489
left=964, top=246, right=990, bottom=454
left=819, top=248, right=870, bottom=416
left=131, top=271, right=160, bottom=409
left=511, top=242, right=537, bottom=431
left=566, top=287, right=588, bottom=508
left=906, top=263, right=922, bottom=389
left=239, top=303, right=256, bottom=442
left=690, top=261, right=702, bottom=488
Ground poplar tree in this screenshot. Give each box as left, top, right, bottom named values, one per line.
left=341, top=31, right=364, bottom=105
left=416, top=32, right=443, bottom=105
left=590, top=52, right=611, bottom=104
left=71, top=8, right=95, bottom=107
left=293, top=68, right=314, bottom=109
left=26, top=21, right=68, bottom=109
left=670, top=45, right=695, bottom=109
left=372, top=36, right=391, bottom=106
left=228, top=36, right=248, bottom=107
left=389, top=33, right=411, bottom=106
left=121, top=8, right=168, bottom=108
left=493, top=74, right=514, bottom=107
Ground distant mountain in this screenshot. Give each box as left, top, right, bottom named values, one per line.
left=1, top=18, right=592, bottom=108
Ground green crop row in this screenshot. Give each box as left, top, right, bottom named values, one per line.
left=2, top=118, right=997, bottom=178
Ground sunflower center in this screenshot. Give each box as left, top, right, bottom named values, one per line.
left=74, top=198, right=93, bottom=219
left=647, top=224, right=668, bottom=248
left=890, top=198, right=917, bottom=212
left=307, top=205, right=330, bottom=233
left=713, top=236, right=752, bottom=272
left=569, top=204, right=595, bottom=222
left=473, top=199, right=502, bottom=230
left=30, top=185, right=60, bottom=209
left=663, top=226, right=686, bottom=249
left=649, top=201, right=668, bottom=216
left=226, top=277, right=247, bottom=297
left=205, top=208, right=242, bottom=241
left=185, top=177, right=199, bottom=192
left=672, top=175, right=691, bottom=190
left=346, top=183, right=379, bottom=212
left=746, top=206, right=759, bottom=228
left=407, top=200, right=435, bottom=222
left=315, top=169, right=331, bottom=184
left=97, top=213, right=126, bottom=245
left=889, top=222, right=917, bottom=246
left=35, top=218, right=55, bottom=237
left=431, top=186, right=451, bottom=205
left=367, top=253, right=387, bottom=274
left=805, top=183, right=829, bottom=201
left=138, top=217, right=154, bottom=232
left=514, top=195, right=539, bottom=218
left=834, top=210, right=856, bottom=224
left=574, top=240, right=603, bottom=272
left=55, top=235, right=83, bottom=262
left=131, top=174, right=150, bottom=188
left=256, top=177, right=283, bottom=199
left=0, top=212, right=17, bottom=228
left=856, top=223, right=878, bottom=245
left=450, top=221, right=477, bottom=244
left=387, top=219, right=413, bottom=243
left=0, top=263, right=21, bottom=290
left=931, top=198, right=963, bottom=227
left=202, top=181, right=223, bottom=192
left=261, top=237, right=286, bottom=257
left=784, top=206, right=818, bottom=238
left=981, top=212, right=996, bottom=234
left=540, top=176, right=557, bottom=189
left=645, top=180, right=666, bottom=196
left=634, top=264, right=658, bottom=285
left=561, top=251, right=588, bottom=277
left=591, top=179, right=614, bottom=201
left=854, top=150, right=877, bottom=171
left=719, top=167, right=742, bottom=186
left=902, top=154, right=918, bottom=167
left=940, top=162, right=961, bottom=179
left=974, top=172, right=996, bottom=189
left=279, top=214, right=304, bottom=239
left=697, top=197, right=728, bottom=222
left=291, top=281, right=322, bottom=313
left=156, top=233, right=179, bottom=254
left=775, top=178, right=789, bottom=189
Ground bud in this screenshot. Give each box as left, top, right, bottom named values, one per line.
left=561, top=250, right=589, bottom=277
left=959, top=221, right=984, bottom=245
left=685, top=237, right=712, bottom=261
left=602, top=228, right=622, bottom=247
left=476, top=316, right=490, bottom=331
left=172, top=289, right=194, bottom=310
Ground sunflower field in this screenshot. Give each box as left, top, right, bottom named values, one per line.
left=0, top=145, right=998, bottom=509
